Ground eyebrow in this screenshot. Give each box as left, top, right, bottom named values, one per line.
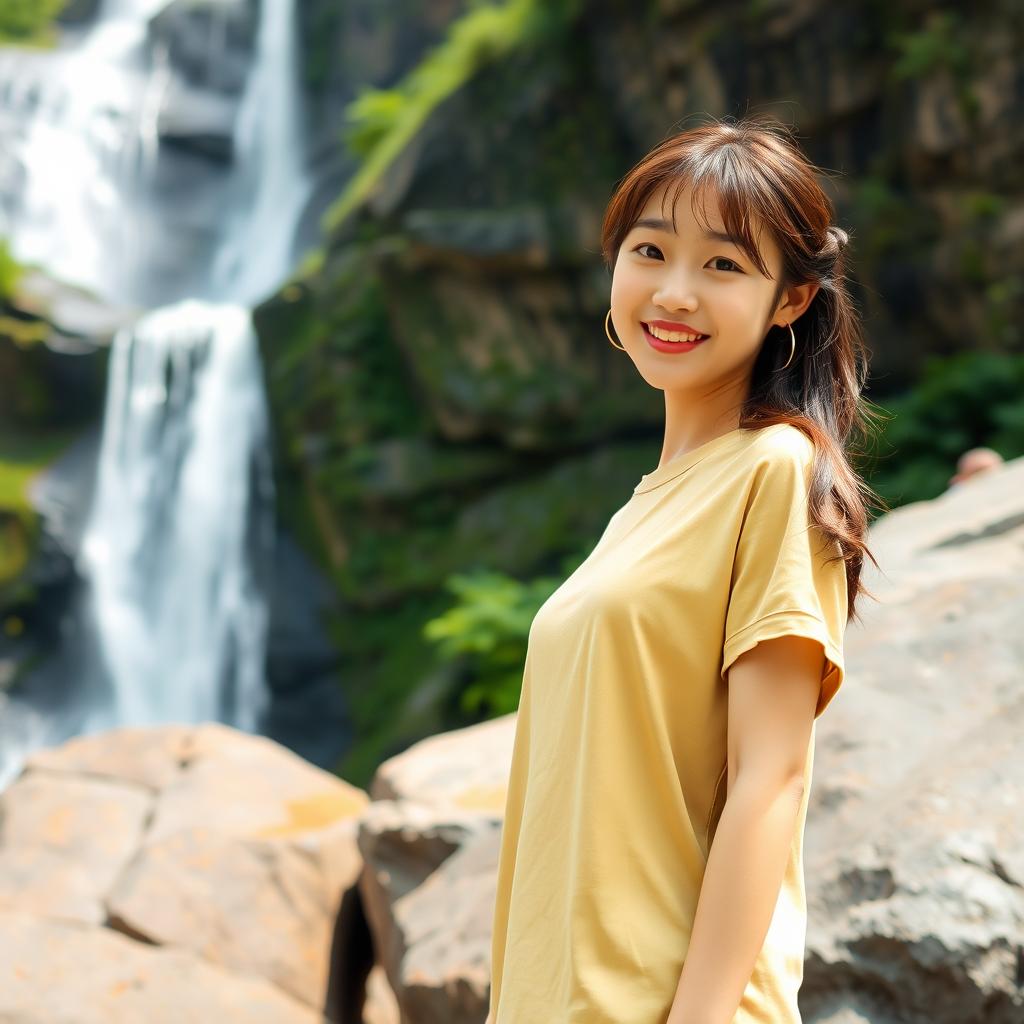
left=630, top=217, right=745, bottom=247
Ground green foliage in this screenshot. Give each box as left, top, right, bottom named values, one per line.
left=343, top=89, right=407, bottom=159
left=330, top=592, right=457, bottom=788
left=0, top=0, right=66, bottom=46
left=0, top=509, right=34, bottom=588
left=848, top=178, right=1021, bottom=347
left=0, top=238, right=24, bottom=301
left=888, top=10, right=971, bottom=81
left=978, top=276, right=1024, bottom=348
left=847, top=174, right=939, bottom=264
left=0, top=430, right=77, bottom=512
left=865, top=351, right=1024, bottom=508
left=290, top=245, right=324, bottom=285
left=422, top=550, right=587, bottom=718
left=887, top=10, right=980, bottom=123
left=324, top=0, right=583, bottom=233
left=949, top=191, right=1021, bottom=347
left=0, top=429, right=76, bottom=595
left=959, top=190, right=1006, bottom=223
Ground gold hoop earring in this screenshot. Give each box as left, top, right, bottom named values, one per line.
left=780, top=322, right=796, bottom=369
left=605, top=310, right=627, bottom=351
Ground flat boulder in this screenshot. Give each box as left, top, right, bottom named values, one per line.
left=0, top=722, right=368, bottom=1018
left=0, top=910, right=324, bottom=1023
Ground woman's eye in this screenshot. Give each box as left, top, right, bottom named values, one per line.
left=710, top=256, right=741, bottom=272
left=633, top=244, right=741, bottom=273
left=635, top=243, right=662, bottom=260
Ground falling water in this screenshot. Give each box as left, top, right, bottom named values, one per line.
left=80, top=303, right=274, bottom=730
left=0, top=0, right=314, bottom=787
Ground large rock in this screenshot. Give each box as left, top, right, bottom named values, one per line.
left=147, top=0, right=257, bottom=94
left=11, top=268, right=140, bottom=349
left=155, top=76, right=243, bottom=162
left=369, top=712, right=512, bottom=811
left=0, top=770, right=151, bottom=923
left=358, top=720, right=507, bottom=1024
left=0, top=911, right=324, bottom=1024
left=798, top=455, right=1024, bottom=1024
left=146, top=0, right=260, bottom=161
left=0, top=723, right=369, bottom=1020
left=390, top=824, right=499, bottom=1024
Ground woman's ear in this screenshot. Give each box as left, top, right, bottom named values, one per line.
left=774, top=281, right=820, bottom=327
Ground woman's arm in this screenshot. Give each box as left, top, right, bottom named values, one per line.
left=666, top=633, right=824, bottom=1024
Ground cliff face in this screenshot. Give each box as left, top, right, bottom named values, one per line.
left=258, top=0, right=1023, bottom=782
left=0, top=271, right=121, bottom=697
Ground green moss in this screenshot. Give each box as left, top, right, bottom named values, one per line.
left=888, top=10, right=971, bottom=81
left=0, top=238, right=25, bottom=302
left=846, top=173, right=941, bottom=273
left=0, top=430, right=77, bottom=513
left=323, top=0, right=584, bottom=235
left=260, top=240, right=428, bottom=462
left=289, top=246, right=325, bottom=286
left=0, top=429, right=77, bottom=591
left=329, top=592, right=457, bottom=788
left=0, top=510, right=34, bottom=587
left=981, top=276, right=1023, bottom=348
left=0, top=311, right=108, bottom=431
left=0, top=0, right=66, bottom=47
left=948, top=190, right=1019, bottom=345
left=887, top=9, right=981, bottom=124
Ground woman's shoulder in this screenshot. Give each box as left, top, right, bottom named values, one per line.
left=745, top=421, right=815, bottom=466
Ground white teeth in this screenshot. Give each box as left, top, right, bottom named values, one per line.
left=647, top=324, right=705, bottom=343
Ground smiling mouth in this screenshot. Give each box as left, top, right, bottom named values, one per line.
left=642, top=322, right=710, bottom=343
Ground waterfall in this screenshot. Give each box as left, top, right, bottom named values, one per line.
left=0, top=0, right=314, bottom=787
left=79, top=302, right=274, bottom=731
left=209, top=0, right=310, bottom=305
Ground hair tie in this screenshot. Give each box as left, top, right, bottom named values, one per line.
left=817, top=225, right=848, bottom=272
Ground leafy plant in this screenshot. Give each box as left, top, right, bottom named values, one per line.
left=865, top=351, right=1024, bottom=508
left=423, top=550, right=587, bottom=717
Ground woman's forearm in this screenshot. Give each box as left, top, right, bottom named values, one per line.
left=665, top=774, right=805, bottom=1024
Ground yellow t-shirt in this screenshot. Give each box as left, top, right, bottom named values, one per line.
left=488, top=422, right=847, bottom=1023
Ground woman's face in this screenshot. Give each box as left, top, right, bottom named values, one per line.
left=609, top=180, right=788, bottom=395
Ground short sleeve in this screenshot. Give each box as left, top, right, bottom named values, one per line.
left=720, top=441, right=848, bottom=719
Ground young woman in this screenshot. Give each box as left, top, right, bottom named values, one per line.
left=486, top=115, right=882, bottom=1024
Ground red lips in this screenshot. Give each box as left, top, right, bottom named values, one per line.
left=646, top=320, right=709, bottom=336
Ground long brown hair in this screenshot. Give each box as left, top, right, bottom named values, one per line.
left=600, top=114, right=887, bottom=625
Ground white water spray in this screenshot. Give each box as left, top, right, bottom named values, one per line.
left=0, top=0, right=314, bottom=787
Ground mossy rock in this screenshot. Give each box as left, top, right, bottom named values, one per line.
left=321, top=437, right=662, bottom=608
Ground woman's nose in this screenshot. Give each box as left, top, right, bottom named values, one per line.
left=651, top=266, right=700, bottom=309
left=652, top=282, right=699, bottom=310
